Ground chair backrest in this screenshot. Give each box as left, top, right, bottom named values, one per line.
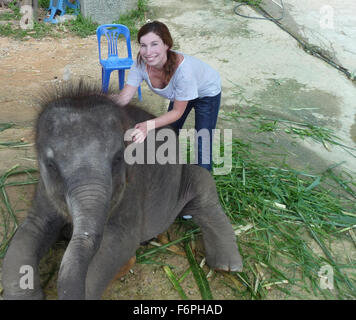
left=96, top=24, right=133, bottom=62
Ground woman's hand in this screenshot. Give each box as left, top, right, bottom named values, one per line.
left=130, top=101, right=187, bottom=143
left=131, top=121, right=152, bottom=143
left=110, top=85, right=138, bottom=107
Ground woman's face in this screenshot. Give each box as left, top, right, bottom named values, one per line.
left=139, top=32, right=169, bottom=69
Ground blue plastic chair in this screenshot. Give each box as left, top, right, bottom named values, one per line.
left=44, top=0, right=80, bottom=24
left=96, top=24, right=142, bottom=100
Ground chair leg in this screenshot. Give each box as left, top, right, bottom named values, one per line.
left=138, top=86, right=142, bottom=101
left=102, top=68, right=112, bottom=93
left=46, top=9, right=56, bottom=22
left=44, top=0, right=57, bottom=23
left=44, top=0, right=65, bottom=23
left=118, top=70, right=125, bottom=91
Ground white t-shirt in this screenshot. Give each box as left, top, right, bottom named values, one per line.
left=126, top=52, right=221, bottom=101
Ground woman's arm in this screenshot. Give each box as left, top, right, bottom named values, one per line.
left=110, top=84, right=138, bottom=106
left=131, top=100, right=188, bottom=143
left=153, top=100, right=187, bottom=128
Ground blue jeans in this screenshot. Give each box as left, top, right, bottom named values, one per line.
left=168, top=92, right=221, bottom=171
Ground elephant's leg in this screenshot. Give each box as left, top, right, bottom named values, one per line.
left=185, top=205, right=243, bottom=272
left=180, top=167, right=243, bottom=272
left=2, top=212, right=66, bottom=299
left=85, top=225, right=140, bottom=300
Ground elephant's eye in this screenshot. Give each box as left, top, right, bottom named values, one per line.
left=47, top=159, right=59, bottom=173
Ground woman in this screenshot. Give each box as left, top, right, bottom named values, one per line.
left=113, top=21, right=221, bottom=172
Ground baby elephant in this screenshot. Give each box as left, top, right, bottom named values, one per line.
left=2, top=82, right=242, bottom=300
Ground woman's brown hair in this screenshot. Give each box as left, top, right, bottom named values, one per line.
left=137, top=21, right=178, bottom=84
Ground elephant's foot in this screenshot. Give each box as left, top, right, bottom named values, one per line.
left=192, top=213, right=244, bottom=272
left=206, top=249, right=243, bottom=272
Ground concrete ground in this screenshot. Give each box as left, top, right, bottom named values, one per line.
left=147, top=0, right=356, bottom=174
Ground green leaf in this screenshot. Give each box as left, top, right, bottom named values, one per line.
left=184, top=241, right=213, bottom=300
left=163, top=266, right=189, bottom=300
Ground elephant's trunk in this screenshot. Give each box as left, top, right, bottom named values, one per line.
left=58, top=169, right=112, bottom=300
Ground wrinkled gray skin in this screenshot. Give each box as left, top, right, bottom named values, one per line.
left=2, top=84, right=242, bottom=300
